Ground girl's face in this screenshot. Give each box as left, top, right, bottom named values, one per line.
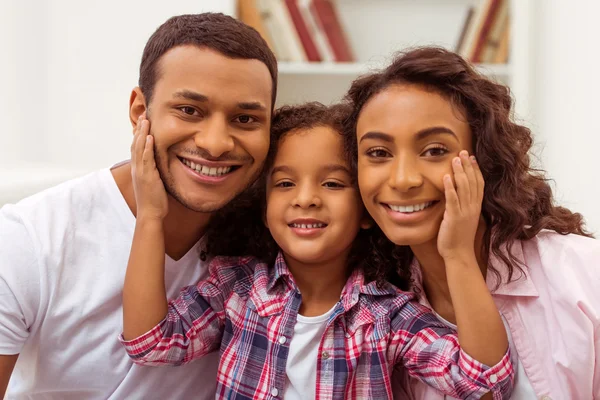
left=266, top=126, right=364, bottom=266
left=356, top=84, right=473, bottom=246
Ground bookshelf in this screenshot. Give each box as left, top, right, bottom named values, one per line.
left=269, top=0, right=533, bottom=120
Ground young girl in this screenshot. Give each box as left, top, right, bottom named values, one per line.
left=343, top=47, right=600, bottom=399
left=121, top=103, right=514, bottom=399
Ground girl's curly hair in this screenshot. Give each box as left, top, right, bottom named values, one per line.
left=343, top=46, right=593, bottom=285
left=205, top=102, right=412, bottom=290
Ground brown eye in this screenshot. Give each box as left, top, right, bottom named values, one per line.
left=235, top=115, right=256, bottom=124
left=180, top=106, right=197, bottom=116
left=422, top=146, right=449, bottom=157
left=367, top=148, right=391, bottom=158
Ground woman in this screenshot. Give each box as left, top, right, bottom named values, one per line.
left=343, top=47, right=600, bottom=399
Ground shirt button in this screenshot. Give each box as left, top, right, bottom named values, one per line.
left=271, top=387, right=279, bottom=397
left=321, top=351, right=330, bottom=359
left=278, top=336, right=286, bottom=344
left=489, top=374, right=498, bottom=384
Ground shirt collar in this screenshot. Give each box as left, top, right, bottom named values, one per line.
left=256, top=252, right=399, bottom=316
left=410, top=240, right=538, bottom=298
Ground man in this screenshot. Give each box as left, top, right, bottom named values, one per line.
left=0, top=13, right=276, bottom=399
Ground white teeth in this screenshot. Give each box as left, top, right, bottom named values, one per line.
left=291, top=223, right=325, bottom=229
left=181, top=158, right=233, bottom=177
left=389, top=202, right=433, bottom=213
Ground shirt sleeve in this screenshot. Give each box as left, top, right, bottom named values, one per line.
left=391, top=301, right=514, bottom=400
left=120, top=257, right=253, bottom=366
left=0, top=206, right=41, bottom=355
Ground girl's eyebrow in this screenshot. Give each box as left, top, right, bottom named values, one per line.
left=270, top=164, right=351, bottom=176
left=322, top=164, right=351, bottom=175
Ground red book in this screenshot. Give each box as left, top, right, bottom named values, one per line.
left=309, top=0, right=354, bottom=62
left=471, top=0, right=503, bottom=63
left=284, top=0, right=321, bottom=62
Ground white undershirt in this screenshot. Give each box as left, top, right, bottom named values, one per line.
left=284, top=303, right=337, bottom=400
left=435, top=313, right=537, bottom=399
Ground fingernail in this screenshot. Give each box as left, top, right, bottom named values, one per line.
left=146, top=136, right=151, bottom=143
left=470, top=155, right=476, bottom=163
left=460, top=150, right=468, bottom=158
left=454, top=157, right=461, bottom=165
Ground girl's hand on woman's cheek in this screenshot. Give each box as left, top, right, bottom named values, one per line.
left=437, top=150, right=484, bottom=261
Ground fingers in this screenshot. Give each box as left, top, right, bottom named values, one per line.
left=447, top=150, right=486, bottom=215
left=471, top=156, right=485, bottom=203
left=443, top=174, right=460, bottom=214
left=142, top=134, right=156, bottom=172
left=452, top=155, right=469, bottom=211
left=459, top=150, right=478, bottom=204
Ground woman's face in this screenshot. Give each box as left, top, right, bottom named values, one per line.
left=356, top=84, right=473, bottom=246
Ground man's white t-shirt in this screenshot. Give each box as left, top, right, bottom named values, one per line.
left=0, top=168, right=218, bottom=399
left=284, top=304, right=337, bottom=400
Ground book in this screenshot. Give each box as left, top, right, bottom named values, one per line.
left=493, top=21, right=510, bottom=64
left=471, top=0, right=503, bottom=63
left=284, top=0, right=321, bottom=62
left=238, top=0, right=275, bottom=52
left=309, top=0, right=354, bottom=62
left=480, top=0, right=509, bottom=64
left=297, top=0, right=335, bottom=62
left=455, top=6, right=475, bottom=53
left=458, top=0, right=493, bottom=61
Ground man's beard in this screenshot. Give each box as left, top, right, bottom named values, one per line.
left=154, top=146, right=262, bottom=214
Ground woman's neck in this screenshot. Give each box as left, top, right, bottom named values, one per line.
left=284, top=252, right=350, bottom=317
left=411, top=222, right=488, bottom=324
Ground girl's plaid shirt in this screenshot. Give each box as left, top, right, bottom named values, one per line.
left=121, top=253, right=514, bottom=399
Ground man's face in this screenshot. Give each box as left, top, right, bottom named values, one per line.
left=136, top=45, right=272, bottom=213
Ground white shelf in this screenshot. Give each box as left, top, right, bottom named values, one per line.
left=279, top=62, right=512, bottom=79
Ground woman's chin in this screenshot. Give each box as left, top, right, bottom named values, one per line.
left=381, top=226, right=439, bottom=248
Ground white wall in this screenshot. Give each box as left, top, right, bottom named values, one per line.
left=531, top=0, right=600, bottom=233
left=0, top=0, right=234, bottom=203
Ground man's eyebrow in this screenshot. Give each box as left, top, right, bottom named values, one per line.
left=359, top=131, right=394, bottom=144
left=173, top=90, right=208, bottom=102
left=237, top=102, right=267, bottom=112
left=415, top=126, right=458, bottom=140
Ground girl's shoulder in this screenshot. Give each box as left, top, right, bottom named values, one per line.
left=207, top=255, right=266, bottom=296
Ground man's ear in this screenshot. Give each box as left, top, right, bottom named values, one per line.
left=129, top=87, right=147, bottom=130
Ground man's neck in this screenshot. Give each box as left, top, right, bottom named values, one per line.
left=112, top=163, right=211, bottom=260
left=284, top=253, right=349, bottom=317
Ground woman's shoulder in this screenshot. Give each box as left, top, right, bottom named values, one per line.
left=527, top=230, right=599, bottom=265
left=521, top=231, right=599, bottom=293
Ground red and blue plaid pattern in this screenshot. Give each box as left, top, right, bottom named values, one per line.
left=121, top=253, right=514, bottom=399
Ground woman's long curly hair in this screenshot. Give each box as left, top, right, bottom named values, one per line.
left=343, top=47, right=593, bottom=284
left=205, top=102, right=412, bottom=290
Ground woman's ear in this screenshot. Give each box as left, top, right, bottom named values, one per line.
left=360, top=217, right=373, bottom=230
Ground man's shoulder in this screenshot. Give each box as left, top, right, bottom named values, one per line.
left=3, top=168, right=118, bottom=228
